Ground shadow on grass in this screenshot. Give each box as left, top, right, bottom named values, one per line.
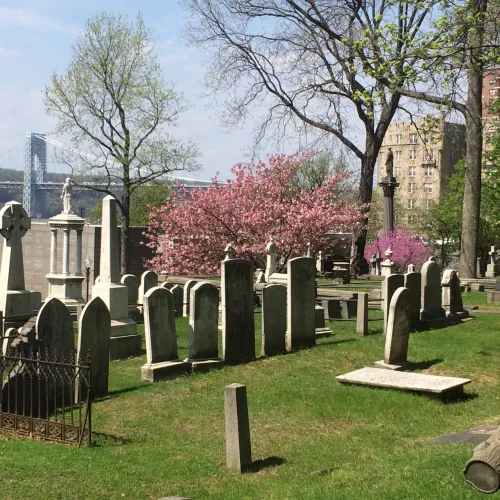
left=107, top=384, right=146, bottom=398
left=92, top=432, right=133, bottom=447
left=440, top=391, right=478, bottom=405
left=315, top=339, right=358, bottom=347
left=245, top=456, right=285, bottom=473
left=404, top=358, right=443, bottom=371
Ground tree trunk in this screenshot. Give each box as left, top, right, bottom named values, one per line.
left=464, top=428, right=500, bottom=493
left=459, top=0, right=488, bottom=278
left=351, top=150, right=378, bottom=276
left=120, top=190, right=130, bottom=275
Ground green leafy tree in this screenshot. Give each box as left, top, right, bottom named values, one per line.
left=45, top=12, right=199, bottom=273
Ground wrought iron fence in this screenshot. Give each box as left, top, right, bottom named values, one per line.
left=0, top=350, right=91, bottom=447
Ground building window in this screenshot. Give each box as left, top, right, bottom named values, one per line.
left=426, top=199, right=431, bottom=210
left=409, top=166, right=416, bottom=176
left=395, top=150, right=402, bottom=159
left=423, top=132, right=430, bottom=143
left=490, top=89, right=496, bottom=95
left=424, top=165, right=433, bottom=177
left=407, top=199, right=415, bottom=209
left=424, top=149, right=434, bottom=160
left=408, top=150, right=417, bottom=160
left=394, top=166, right=401, bottom=177
left=408, top=215, right=414, bottom=224
left=409, top=133, right=418, bottom=144
left=396, top=134, right=403, bottom=145
left=423, top=183, right=433, bottom=193
left=409, top=182, right=416, bottom=193
left=490, top=79, right=497, bottom=85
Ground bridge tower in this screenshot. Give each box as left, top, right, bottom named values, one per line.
left=24, top=133, right=47, bottom=216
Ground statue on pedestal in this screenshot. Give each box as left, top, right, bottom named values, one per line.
left=61, top=178, right=73, bottom=214
left=385, top=148, right=394, bottom=178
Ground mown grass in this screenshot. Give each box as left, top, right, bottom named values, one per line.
left=1, top=308, right=500, bottom=499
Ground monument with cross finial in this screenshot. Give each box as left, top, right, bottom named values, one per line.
left=486, top=246, right=500, bottom=278
left=0, top=201, right=37, bottom=327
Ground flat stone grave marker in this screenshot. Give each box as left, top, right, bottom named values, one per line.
left=336, top=367, right=471, bottom=397
left=426, top=425, right=500, bottom=446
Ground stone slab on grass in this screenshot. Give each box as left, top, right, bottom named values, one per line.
left=336, top=367, right=471, bottom=395
left=426, top=425, right=500, bottom=445
left=141, top=360, right=190, bottom=382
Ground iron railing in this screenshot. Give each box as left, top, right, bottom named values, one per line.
left=0, top=350, right=91, bottom=447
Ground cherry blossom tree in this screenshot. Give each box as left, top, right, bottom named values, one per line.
left=365, top=228, right=431, bottom=272
left=145, top=153, right=365, bottom=275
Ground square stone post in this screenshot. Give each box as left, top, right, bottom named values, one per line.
left=225, top=383, right=252, bottom=472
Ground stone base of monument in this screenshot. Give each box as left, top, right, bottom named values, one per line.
left=127, top=305, right=142, bottom=322
left=487, top=291, right=500, bottom=303
left=109, top=328, right=142, bottom=360
left=445, top=310, right=470, bottom=324
left=336, top=367, right=471, bottom=398
left=420, top=308, right=448, bottom=329
left=315, top=327, right=332, bottom=338
left=485, top=264, right=500, bottom=278
left=141, top=360, right=190, bottom=382
left=2, top=290, right=36, bottom=329
left=46, top=275, right=85, bottom=309
left=185, top=358, right=224, bottom=373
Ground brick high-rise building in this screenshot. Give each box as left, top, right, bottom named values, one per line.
left=376, top=117, right=466, bottom=224
left=483, top=66, right=500, bottom=152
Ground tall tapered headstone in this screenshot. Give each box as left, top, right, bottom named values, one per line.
left=183, top=279, right=198, bottom=317
left=383, top=287, right=411, bottom=366
left=222, top=259, right=255, bottom=364
left=404, top=264, right=421, bottom=329
left=420, top=257, right=446, bottom=326
left=0, top=201, right=34, bottom=326
left=287, top=257, right=316, bottom=351
left=138, top=271, right=158, bottom=305
left=91, top=196, right=140, bottom=359
left=382, top=273, right=404, bottom=335
left=77, top=297, right=111, bottom=399
left=262, top=284, right=286, bottom=356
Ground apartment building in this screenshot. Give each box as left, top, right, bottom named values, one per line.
left=483, top=67, right=500, bottom=153
left=377, top=117, right=466, bottom=222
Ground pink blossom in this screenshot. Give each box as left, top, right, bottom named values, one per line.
left=145, top=152, right=365, bottom=275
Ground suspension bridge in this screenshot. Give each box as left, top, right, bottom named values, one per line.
left=0, top=133, right=213, bottom=216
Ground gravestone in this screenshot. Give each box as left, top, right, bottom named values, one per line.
left=121, top=274, right=140, bottom=320
left=77, top=297, right=111, bottom=399
left=36, top=297, right=74, bottom=361
left=141, top=286, right=189, bottom=382
left=221, top=259, right=255, bottom=364
left=170, top=285, right=183, bottom=317
left=261, top=284, right=286, bottom=356
left=225, top=383, right=252, bottom=472
left=486, top=246, right=500, bottom=278
left=91, top=196, right=139, bottom=359
left=370, top=254, right=377, bottom=275
left=224, top=244, right=236, bottom=261
left=315, top=304, right=332, bottom=337
left=183, top=280, right=198, bottom=317
left=341, top=300, right=357, bottom=319
left=322, top=299, right=341, bottom=320
left=356, top=292, right=368, bottom=335
left=420, top=257, right=446, bottom=326
left=442, top=269, right=469, bottom=320
left=377, top=287, right=411, bottom=369
left=404, top=264, right=422, bottom=329
left=0, top=201, right=34, bottom=328
left=380, top=248, right=394, bottom=277
left=287, top=257, right=316, bottom=351
left=138, top=271, right=158, bottom=305
left=187, top=282, right=222, bottom=372
left=382, top=274, right=404, bottom=335
left=265, top=237, right=277, bottom=282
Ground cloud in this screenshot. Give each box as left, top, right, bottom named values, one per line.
left=0, top=6, right=77, bottom=33
left=0, top=46, right=19, bottom=57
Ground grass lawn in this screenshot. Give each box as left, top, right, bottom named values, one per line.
left=1, top=307, right=500, bottom=499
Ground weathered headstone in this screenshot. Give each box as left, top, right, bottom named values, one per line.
left=121, top=274, right=138, bottom=303
left=315, top=304, right=331, bottom=337
left=225, top=383, right=252, bottom=472
left=0, top=201, right=34, bottom=327
left=221, top=259, right=255, bottom=364
left=341, top=300, right=357, bottom=319
left=286, top=257, right=316, bottom=351
left=77, top=297, right=111, bottom=399
left=420, top=257, right=446, bottom=326
left=141, top=286, right=189, bottom=382
left=187, top=282, right=222, bottom=372
left=404, top=264, right=422, bottom=329
left=382, top=274, right=404, bottom=335
left=170, top=284, right=183, bottom=317
left=486, top=246, right=500, bottom=278
left=380, top=287, right=411, bottom=368
left=442, top=269, right=469, bottom=320
left=265, top=237, right=277, bottom=282
left=36, top=297, right=74, bottom=361
left=356, top=292, right=368, bottom=335
left=138, top=271, right=158, bottom=305
left=322, top=299, right=341, bottom=320
left=91, top=196, right=139, bottom=359
left=261, top=284, right=286, bottom=356
left=183, top=279, right=198, bottom=317
left=380, top=248, right=395, bottom=277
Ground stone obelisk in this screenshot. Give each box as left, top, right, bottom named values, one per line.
left=91, top=195, right=141, bottom=359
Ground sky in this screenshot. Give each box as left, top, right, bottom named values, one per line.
left=0, top=0, right=261, bottom=180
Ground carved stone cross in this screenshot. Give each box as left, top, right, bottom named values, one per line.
left=489, top=246, right=496, bottom=265
left=0, top=201, right=31, bottom=292
left=224, top=244, right=236, bottom=261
